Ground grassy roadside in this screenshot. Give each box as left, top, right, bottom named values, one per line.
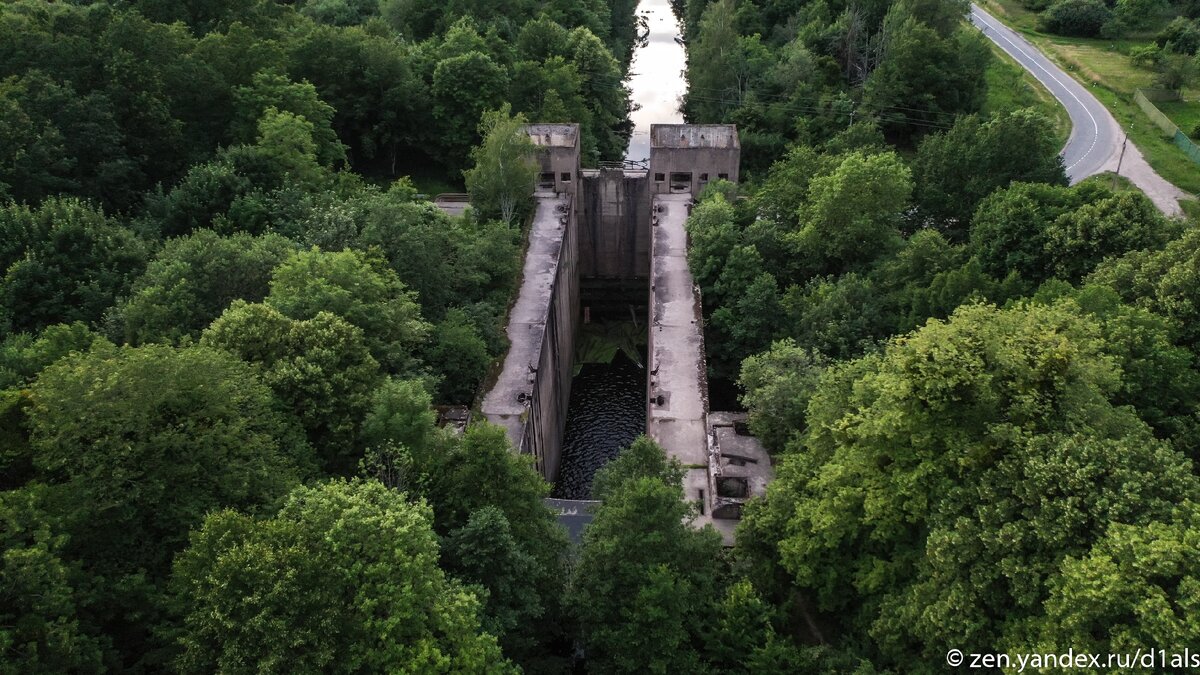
left=978, top=0, right=1200, bottom=195
left=983, top=41, right=1072, bottom=145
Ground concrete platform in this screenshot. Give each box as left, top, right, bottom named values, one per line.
left=481, top=193, right=571, bottom=469
left=646, top=194, right=716, bottom=530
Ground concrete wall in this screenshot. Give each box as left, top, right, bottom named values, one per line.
left=648, top=124, right=740, bottom=198
left=480, top=193, right=578, bottom=483
left=648, top=147, right=739, bottom=197
left=579, top=169, right=650, bottom=279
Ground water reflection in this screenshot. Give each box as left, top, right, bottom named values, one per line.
left=624, top=0, right=686, bottom=164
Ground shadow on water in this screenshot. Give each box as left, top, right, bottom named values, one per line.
left=552, top=349, right=647, bottom=500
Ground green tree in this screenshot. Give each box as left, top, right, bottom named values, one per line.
left=1089, top=228, right=1200, bottom=349
left=570, top=437, right=723, bottom=674
left=1043, top=190, right=1176, bottom=282
left=789, top=151, right=910, bottom=277
left=266, top=247, right=430, bottom=375
left=0, top=198, right=150, bottom=336
left=441, top=506, right=549, bottom=666
left=117, top=230, right=295, bottom=345
left=27, top=343, right=307, bottom=667
left=0, top=486, right=103, bottom=675
left=464, top=104, right=536, bottom=226
left=1036, top=504, right=1200, bottom=657
left=230, top=70, right=345, bottom=166
left=742, top=300, right=1199, bottom=668
left=424, top=308, right=491, bottom=404
left=913, top=108, right=1067, bottom=231
left=739, top=339, right=829, bottom=453
left=590, top=435, right=686, bottom=501
left=968, top=181, right=1095, bottom=283
left=172, top=479, right=513, bottom=674
left=202, top=301, right=382, bottom=473
left=863, top=13, right=990, bottom=139
left=254, top=106, right=326, bottom=188
left=432, top=51, right=510, bottom=168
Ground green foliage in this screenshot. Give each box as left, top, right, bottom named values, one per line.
left=790, top=151, right=910, bottom=277
left=741, top=300, right=1200, bottom=667
left=913, top=108, right=1067, bottom=231
left=1039, top=0, right=1112, bottom=36
left=25, top=343, right=307, bottom=667
left=28, top=344, right=308, bottom=575
left=202, top=301, right=382, bottom=473
left=1090, top=227, right=1200, bottom=349
left=863, top=15, right=990, bottom=139
left=739, top=340, right=829, bottom=453
left=0, top=323, right=101, bottom=391
left=255, top=107, right=327, bottom=188
left=0, top=486, right=103, bottom=675
left=267, top=247, right=431, bottom=375
left=1158, top=16, right=1200, bottom=54
left=590, top=435, right=686, bottom=501
left=360, top=377, right=438, bottom=458
left=117, top=230, right=295, bottom=345
left=464, top=104, right=536, bottom=226
left=231, top=70, right=345, bottom=166
left=969, top=181, right=1092, bottom=282
left=1154, top=51, right=1199, bottom=92
left=441, top=506, right=547, bottom=662
left=570, top=437, right=723, bottom=674
left=172, top=479, right=513, bottom=673
left=400, top=422, right=571, bottom=669
left=424, top=308, right=491, bottom=404
left=1044, top=191, right=1177, bottom=281
left=1037, top=503, right=1200, bottom=655
left=0, top=198, right=151, bottom=337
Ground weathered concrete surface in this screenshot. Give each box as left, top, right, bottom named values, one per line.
left=481, top=192, right=578, bottom=481
left=646, top=193, right=714, bottom=528
left=528, top=124, right=581, bottom=196
left=707, top=411, right=773, bottom=544
left=432, top=193, right=470, bottom=218
left=579, top=168, right=651, bottom=279
left=649, top=124, right=740, bottom=197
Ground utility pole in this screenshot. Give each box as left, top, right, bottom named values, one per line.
left=1113, top=125, right=1130, bottom=190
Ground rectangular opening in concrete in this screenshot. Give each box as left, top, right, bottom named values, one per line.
left=561, top=172, right=572, bottom=182
left=538, top=172, right=555, bottom=189
left=551, top=278, right=649, bottom=500
left=654, top=172, right=665, bottom=182
left=669, top=172, right=691, bottom=193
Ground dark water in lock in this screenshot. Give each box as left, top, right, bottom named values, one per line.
left=552, top=351, right=647, bottom=499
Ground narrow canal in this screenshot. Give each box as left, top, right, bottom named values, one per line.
left=624, top=0, right=687, bottom=164
left=553, top=0, right=688, bottom=498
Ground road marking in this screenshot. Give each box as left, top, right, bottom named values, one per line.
left=969, top=7, right=1101, bottom=174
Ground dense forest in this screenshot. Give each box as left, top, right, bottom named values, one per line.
left=682, top=0, right=1200, bottom=670
left=3, top=0, right=1200, bottom=672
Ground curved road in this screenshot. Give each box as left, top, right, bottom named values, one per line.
left=969, top=4, right=1188, bottom=215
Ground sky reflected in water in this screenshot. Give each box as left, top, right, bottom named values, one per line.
left=624, top=0, right=686, bottom=164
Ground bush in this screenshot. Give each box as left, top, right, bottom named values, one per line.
left=1157, top=17, right=1200, bottom=55
left=1039, top=0, right=1112, bottom=37
left=1191, top=123, right=1200, bottom=140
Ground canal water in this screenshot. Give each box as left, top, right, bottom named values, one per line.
left=552, top=350, right=646, bottom=499
left=552, top=0, right=687, bottom=499
left=624, top=0, right=687, bottom=164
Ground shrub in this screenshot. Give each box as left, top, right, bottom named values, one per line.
left=1040, top=0, right=1112, bottom=37
left=1157, top=17, right=1200, bottom=55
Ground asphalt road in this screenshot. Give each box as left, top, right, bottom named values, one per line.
left=969, top=4, right=1189, bottom=214
left=969, top=5, right=1118, bottom=181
